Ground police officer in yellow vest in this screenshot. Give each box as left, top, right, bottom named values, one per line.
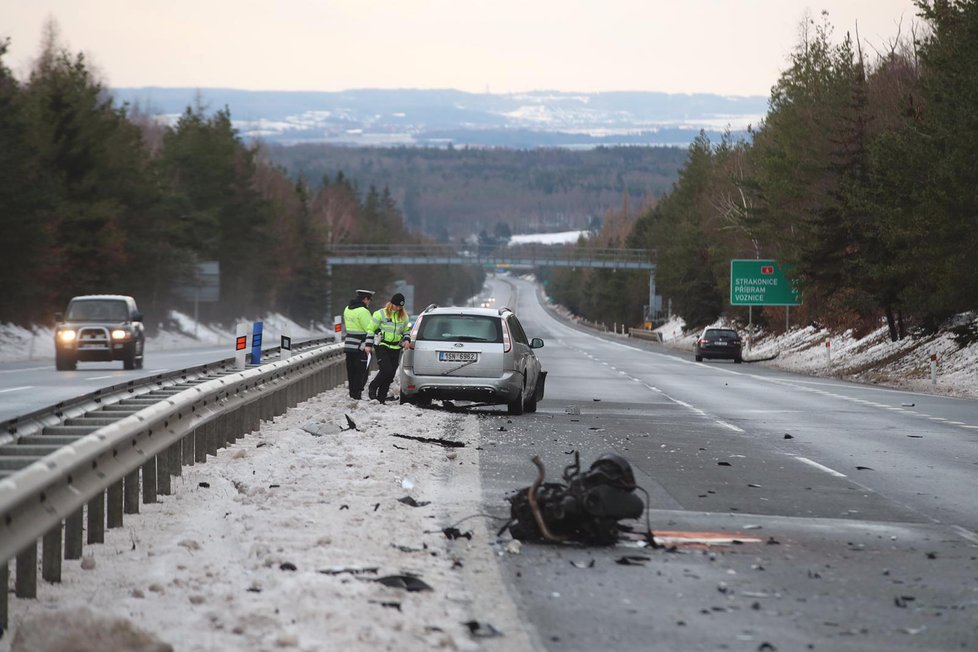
left=343, top=289, right=374, bottom=399
left=366, top=292, right=413, bottom=404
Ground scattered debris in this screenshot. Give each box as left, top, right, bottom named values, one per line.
left=908, top=435, right=923, bottom=439
left=894, top=595, right=916, bottom=608
left=301, top=421, right=343, bottom=437
left=375, top=575, right=433, bottom=592
left=464, top=621, right=503, bottom=638
left=901, top=403, right=915, bottom=407
left=856, top=466, right=873, bottom=471
left=279, top=562, right=297, bottom=571
left=505, top=540, right=522, bottom=555
left=570, top=559, right=596, bottom=569
left=198, top=482, right=210, bottom=488
left=319, top=566, right=379, bottom=576
left=499, top=451, right=646, bottom=545
left=615, top=556, right=650, bottom=566
left=344, top=414, right=358, bottom=431
left=392, top=433, right=465, bottom=448
left=443, top=527, right=473, bottom=540
left=397, top=496, right=431, bottom=507
left=370, top=600, right=402, bottom=611
left=783, top=433, right=794, bottom=439
left=565, top=406, right=581, bottom=415
left=339, top=504, right=349, bottom=510
left=717, top=461, right=732, bottom=467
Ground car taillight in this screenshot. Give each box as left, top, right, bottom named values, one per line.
left=697, top=338, right=707, bottom=346
left=502, top=320, right=512, bottom=353
left=409, top=316, right=423, bottom=342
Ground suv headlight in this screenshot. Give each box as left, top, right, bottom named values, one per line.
left=111, top=329, right=131, bottom=340
left=58, top=330, right=77, bottom=343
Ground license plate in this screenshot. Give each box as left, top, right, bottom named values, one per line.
left=439, top=351, right=477, bottom=362
left=79, top=344, right=106, bottom=350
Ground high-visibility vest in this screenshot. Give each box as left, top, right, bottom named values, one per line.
left=368, top=308, right=411, bottom=349
left=343, top=304, right=374, bottom=352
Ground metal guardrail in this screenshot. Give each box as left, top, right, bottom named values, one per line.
left=0, top=341, right=347, bottom=627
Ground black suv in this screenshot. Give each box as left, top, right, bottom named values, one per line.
left=694, top=326, right=743, bottom=363
left=54, top=295, right=145, bottom=371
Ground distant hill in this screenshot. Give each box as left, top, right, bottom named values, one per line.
left=266, top=144, right=690, bottom=238
left=111, top=87, right=767, bottom=148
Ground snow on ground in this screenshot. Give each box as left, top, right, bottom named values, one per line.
left=1, top=385, right=530, bottom=652
left=0, top=312, right=326, bottom=364
left=655, top=315, right=978, bottom=400
left=507, top=231, right=588, bottom=246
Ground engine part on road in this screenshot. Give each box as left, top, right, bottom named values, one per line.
left=500, top=451, right=646, bottom=545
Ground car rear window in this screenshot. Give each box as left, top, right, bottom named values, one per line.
left=417, top=315, right=502, bottom=343
left=67, top=300, right=129, bottom=321
left=704, top=329, right=738, bottom=340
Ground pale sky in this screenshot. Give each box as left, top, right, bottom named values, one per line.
left=3, top=0, right=920, bottom=96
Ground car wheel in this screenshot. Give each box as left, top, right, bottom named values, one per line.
left=734, top=356, right=743, bottom=364
left=55, top=353, right=76, bottom=371
left=123, top=352, right=136, bottom=370
left=524, top=379, right=539, bottom=413
left=507, top=385, right=525, bottom=416
left=695, top=355, right=703, bottom=362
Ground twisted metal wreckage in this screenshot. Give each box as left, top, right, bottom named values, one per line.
left=499, top=451, right=651, bottom=546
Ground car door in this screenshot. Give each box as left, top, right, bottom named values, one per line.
left=507, top=315, right=538, bottom=395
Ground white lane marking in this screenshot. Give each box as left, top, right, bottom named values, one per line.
left=951, top=525, right=978, bottom=545
left=0, top=366, right=49, bottom=374
left=793, top=456, right=848, bottom=478
left=85, top=375, right=120, bottom=381
left=962, top=425, right=978, bottom=430
left=0, top=385, right=33, bottom=394
left=716, top=420, right=745, bottom=433
left=929, top=417, right=947, bottom=422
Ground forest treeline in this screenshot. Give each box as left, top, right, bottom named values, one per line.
left=544, top=1, right=978, bottom=342
left=266, top=144, right=687, bottom=240
left=0, top=26, right=483, bottom=331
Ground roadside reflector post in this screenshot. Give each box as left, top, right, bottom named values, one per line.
left=930, top=352, right=937, bottom=386
left=333, top=315, right=343, bottom=344
left=234, top=323, right=248, bottom=370
left=251, top=321, right=263, bottom=365
left=281, top=335, right=292, bottom=360
left=825, top=339, right=831, bottom=366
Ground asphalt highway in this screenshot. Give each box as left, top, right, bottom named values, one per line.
left=471, top=275, right=978, bottom=651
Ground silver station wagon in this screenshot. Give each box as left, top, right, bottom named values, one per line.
left=398, top=305, right=546, bottom=414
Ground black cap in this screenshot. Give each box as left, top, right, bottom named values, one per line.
left=391, top=293, right=406, bottom=307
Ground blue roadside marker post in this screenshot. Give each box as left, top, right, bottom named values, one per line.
left=251, top=322, right=263, bottom=365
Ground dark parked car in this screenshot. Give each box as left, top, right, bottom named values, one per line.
left=398, top=305, right=546, bottom=414
left=694, top=326, right=742, bottom=363
left=54, top=295, right=145, bottom=371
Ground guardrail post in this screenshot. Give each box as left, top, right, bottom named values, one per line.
left=123, top=471, right=139, bottom=515
left=15, top=541, right=37, bottom=598
left=65, top=508, right=83, bottom=559
left=195, top=424, right=208, bottom=462
left=208, top=418, right=221, bottom=455
left=142, top=458, right=157, bottom=504
left=42, top=523, right=62, bottom=583
left=182, top=431, right=195, bottom=467
left=107, top=480, right=123, bottom=528
left=1, top=560, right=8, bottom=629
left=158, top=446, right=172, bottom=496
left=88, top=491, right=106, bottom=543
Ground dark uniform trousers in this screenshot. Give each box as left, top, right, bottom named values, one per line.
left=368, top=345, right=402, bottom=402
left=346, top=350, right=369, bottom=399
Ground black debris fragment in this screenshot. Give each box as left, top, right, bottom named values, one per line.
left=392, top=433, right=465, bottom=448
left=376, top=575, right=433, bottom=592
left=856, top=466, right=873, bottom=471
left=498, top=426, right=507, bottom=431
left=344, top=414, right=357, bottom=431
left=373, top=503, right=380, bottom=511
left=464, top=620, right=503, bottom=638
left=279, top=562, right=297, bottom=571
left=319, top=567, right=379, bottom=576
left=894, top=596, right=916, bottom=608
left=392, top=443, right=407, bottom=450
left=907, top=435, right=923, bottom=439
left=339, top=504, right=349, bottom=510
left=198, top=482, right=210, bottom=488
left=783, top=433, right=794, bottom=439
left=246, top=586, right=262, bottom=593
left=717, top=461, right=732, bottom=467
left=370, top=600, right=401, bottom=611
left=766, top=537, right=781, bottom=545
left=758, top=643, right=778, bottom=651
left=615, top=556, right=650, bottom=566
left=926, top=552, right=938, bottom=559
left=269, top=484, right=280, bottom=489
left=397, top=496, right=431, bottom=507
left=443, top=527, right=473, bottom=540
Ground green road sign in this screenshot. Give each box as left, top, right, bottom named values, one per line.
left=730, top=259, right=801, bottom=306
